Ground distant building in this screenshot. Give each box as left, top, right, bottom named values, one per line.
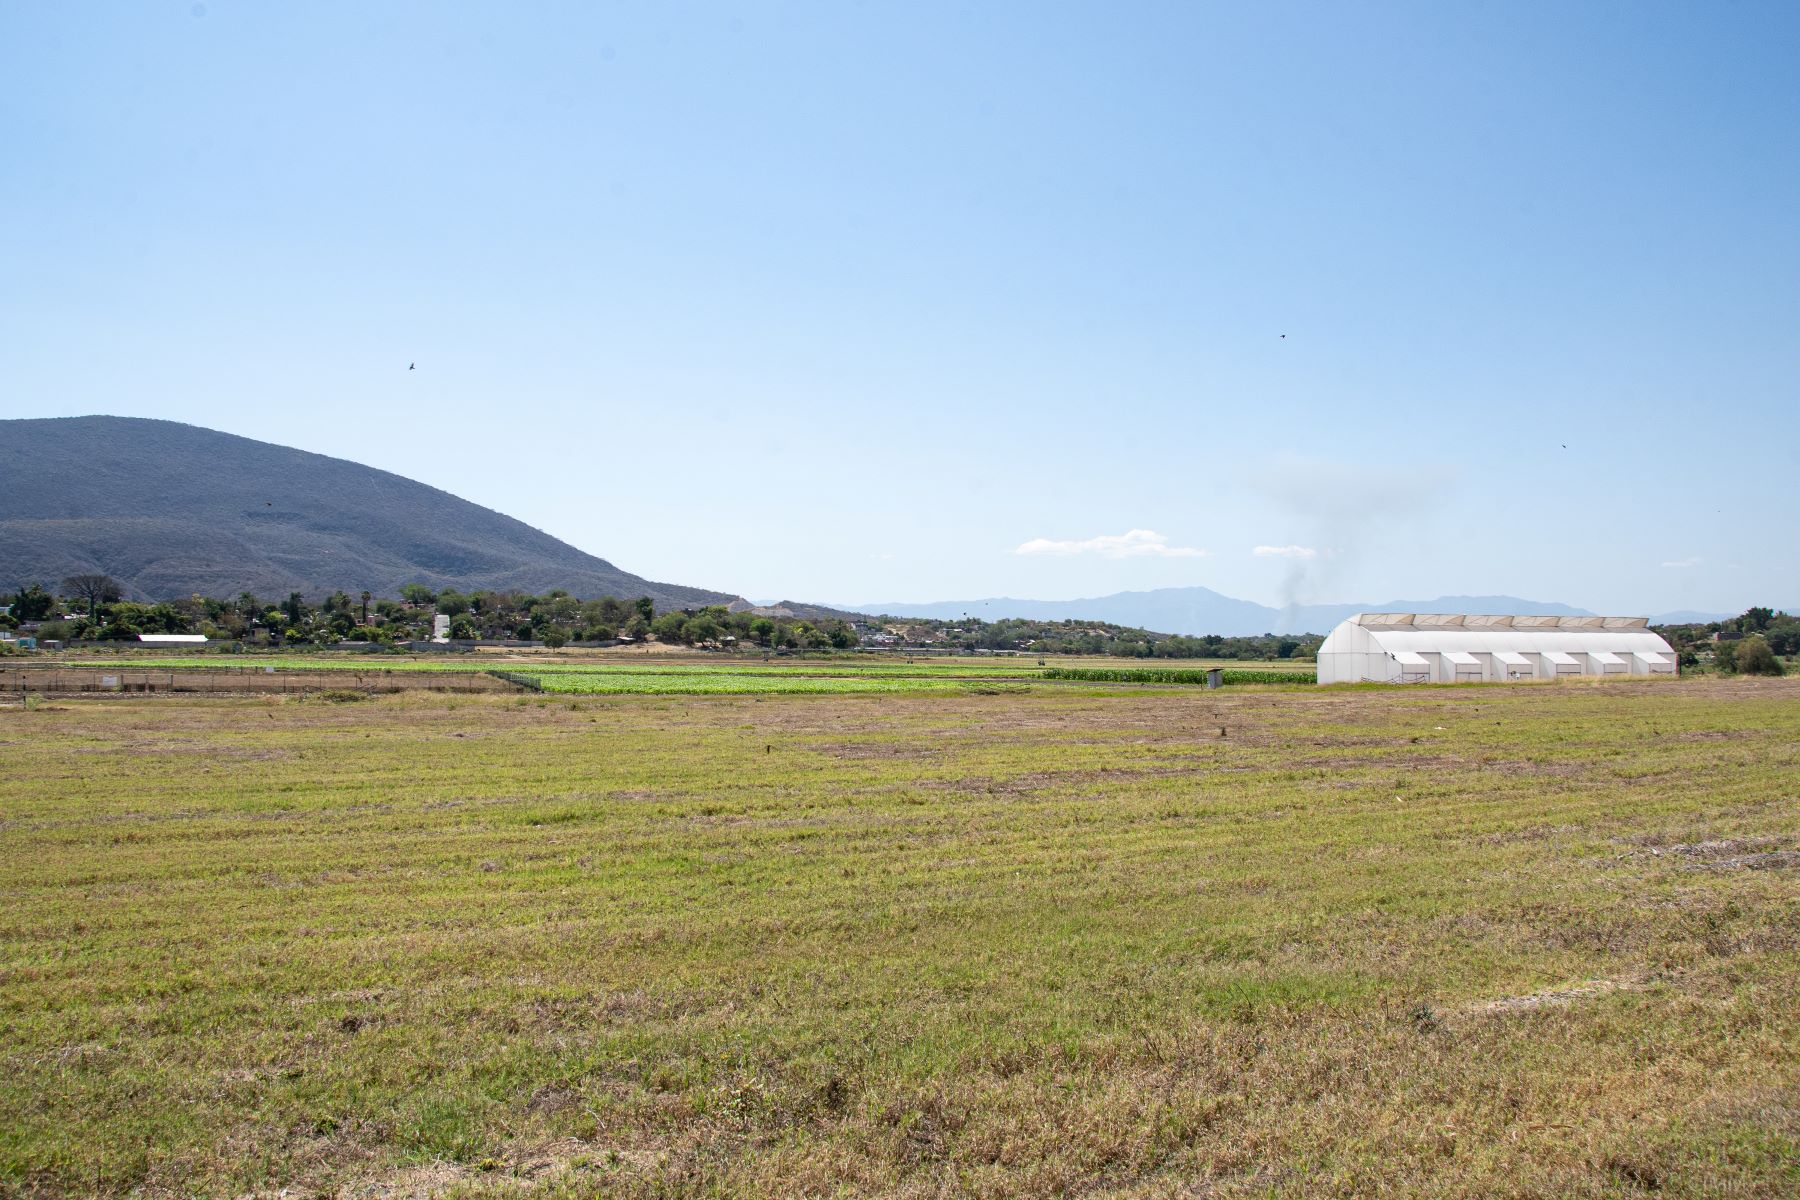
left=1316, top=614, right=1677, bottom=685
left=138, top=633, right=209, bottom=645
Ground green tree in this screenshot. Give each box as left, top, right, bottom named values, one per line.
left=538, top=594, right=578, bottom=623
left=635, top=597, right=656, bottom=623
left=9, top=585, right=55, bottom=622
left=399, top=584, right=436, bottom=607
left=1766, top=614, right=1799, bottom=657
left=541, top=627, right=569, bottom=650
left=135, top=603, right=191, bottom=634
left=1738, top=607, right=1775, bottom=633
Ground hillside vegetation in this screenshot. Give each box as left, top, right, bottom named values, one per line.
left=0, top=417, right=735, bottom=607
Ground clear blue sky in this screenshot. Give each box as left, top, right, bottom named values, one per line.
left=4, top=2, right=1795, bottom=613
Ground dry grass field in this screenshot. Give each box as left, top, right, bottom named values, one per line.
left=1, top=678, right=1796, bottom=1198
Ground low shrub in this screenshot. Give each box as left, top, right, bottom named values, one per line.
left=1735, top=635, right=1785, bottom=676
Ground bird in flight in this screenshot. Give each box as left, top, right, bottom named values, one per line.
left=409, top=362, right=415, bottom=371
left=1280, top=334, right=1287, bottom=339
left=1562, top=444, right=1568, bottom=449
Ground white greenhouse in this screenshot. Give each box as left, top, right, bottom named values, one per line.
left=1315, top=613, right=1677, bottom=685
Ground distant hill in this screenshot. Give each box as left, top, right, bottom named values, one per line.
left=0, top=416, right=740, bottom=607
left=731, top=599, right=871, bottom=623
left=853, top=587, right=1598, bottom=637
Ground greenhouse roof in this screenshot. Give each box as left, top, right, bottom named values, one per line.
left=1351, top=614, right=1649, bottom=631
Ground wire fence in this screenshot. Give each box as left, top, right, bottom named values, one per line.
left=0, top=664, right=521, bottom=697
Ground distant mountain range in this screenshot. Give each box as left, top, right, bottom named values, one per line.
left=849, top=587, right=1732, bottom=637
left=0, top=416, right=739, bottom=607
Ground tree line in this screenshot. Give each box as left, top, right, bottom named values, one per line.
left=1, top=576, right=1328, bottom=657
left=0, top=577, right=861, bottom=650
left=923, top=616, right=1319, bottom=660
left=1655, top=608, right=1793, bottom=676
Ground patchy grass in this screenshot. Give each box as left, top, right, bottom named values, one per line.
left=499, top=669, right=1012, bottom=696
left=0, top=678, right=1795, bottom=1198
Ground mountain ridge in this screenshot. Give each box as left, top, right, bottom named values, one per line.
left=0, top=416, right=739, bottom=607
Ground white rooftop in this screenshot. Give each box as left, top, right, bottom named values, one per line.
left=1318, top=612, right=1677, bottom=685
left=1351, top=613, right=1648, bottom=630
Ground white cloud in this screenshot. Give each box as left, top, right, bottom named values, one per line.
left=1013, top=529, right=1208, bottom=559
left=1254, top=544, right=1319, bottom=559
left=1660, top=556, right=1702, bottom=569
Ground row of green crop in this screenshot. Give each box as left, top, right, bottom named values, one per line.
left=1039, top=666, right=1310, bottom=686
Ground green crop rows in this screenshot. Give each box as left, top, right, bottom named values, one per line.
left=1040, top=666, right=1311, bottom=686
